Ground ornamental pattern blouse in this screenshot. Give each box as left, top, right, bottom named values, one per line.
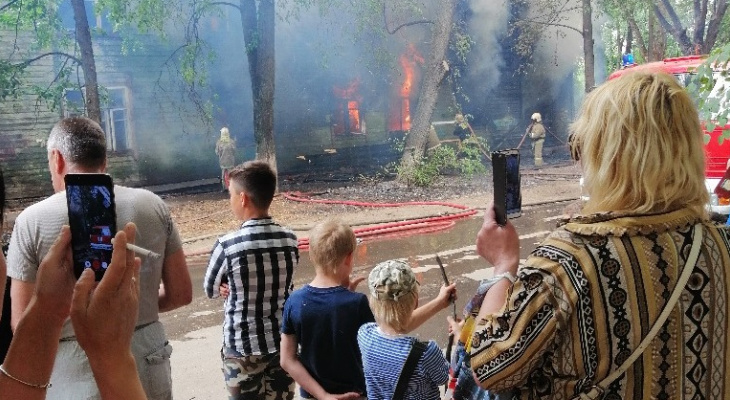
left=468, top=208, right=730, bottom=400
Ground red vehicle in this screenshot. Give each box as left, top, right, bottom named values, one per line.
left=608, top=55, right=730, bottom=214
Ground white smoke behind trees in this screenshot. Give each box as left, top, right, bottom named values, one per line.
left=464, top=0, right=510, bottom=92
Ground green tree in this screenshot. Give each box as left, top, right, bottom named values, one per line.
left=653, top=0, right=729, bottom=55
left=0, top=0, right=102, bottom=122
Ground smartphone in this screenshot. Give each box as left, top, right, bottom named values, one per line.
left=65, top=174, right=116, bottom=280
left=492, top=149, right=522, bottom=226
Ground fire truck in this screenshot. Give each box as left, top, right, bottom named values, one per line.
left=608, top=55, right=730, bottom=215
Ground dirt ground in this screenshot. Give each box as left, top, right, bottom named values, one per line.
left=1, top=162, right=582, bottom=254
left=164, top=162, right=583, bottom=255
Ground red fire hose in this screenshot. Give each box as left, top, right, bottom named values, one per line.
left=283, top=191, right=477, bottom=251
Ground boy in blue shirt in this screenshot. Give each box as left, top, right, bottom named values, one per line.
left=280, top=219, right=372, bottom=399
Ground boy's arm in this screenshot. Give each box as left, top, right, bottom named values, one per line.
left=406, top=283, right=456, bottom=333
left=203, top=241, right=227, bottom=299
left=279, top=334, right=360, bottom=400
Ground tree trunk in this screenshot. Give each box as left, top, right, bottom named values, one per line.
left=648, top=13, right=667, bottom=61
left=628, top=17, right=648, bottom=61
left=397, top=0, right=455, bottom=176
left=582, top=0, right=594, bottom=92
left=70, top=0, right=101, bottom=124
left=705, top=0, right=729, bottom=53
left=240, top=0, right=278, bottom=175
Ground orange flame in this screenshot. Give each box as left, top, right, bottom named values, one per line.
left=389, top=44, right=423, bottom=132
left=399, top=44, right=424, bottom=98
left=348, top=100, right=360, bottom=132
left=332, top=78, right=362, bottom=134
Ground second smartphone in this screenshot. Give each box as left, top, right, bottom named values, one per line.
left=492, top=149, right=522, bottom=226
left=65, top=173, right=117, bottom=280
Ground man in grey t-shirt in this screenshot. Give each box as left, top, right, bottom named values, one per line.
left=7, top=117, right=192, bottom=400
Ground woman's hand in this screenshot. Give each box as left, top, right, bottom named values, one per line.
left=33, top=226, right=76, bottom=324
left=71, top=222, right=141, bottom=365
left=477, top=204, right=520, bottom=276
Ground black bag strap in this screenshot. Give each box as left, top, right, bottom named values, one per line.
left=392, top=339, right=428, bottom=400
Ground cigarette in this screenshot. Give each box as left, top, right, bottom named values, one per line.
left=126, top=243, right=161, bottom=259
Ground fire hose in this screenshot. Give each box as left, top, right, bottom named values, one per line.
left=282, top=191, right=477, bottom=251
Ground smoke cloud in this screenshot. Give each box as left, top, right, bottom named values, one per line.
left=464, top=0, right=510, bottom=92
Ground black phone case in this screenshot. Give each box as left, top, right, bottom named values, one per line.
left=492, top=149, right=522, bottom=226
left=64, top=174, right=116, bottom=280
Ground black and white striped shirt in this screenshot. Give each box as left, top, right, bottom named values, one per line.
left=204, top=217, right=299, bottom=355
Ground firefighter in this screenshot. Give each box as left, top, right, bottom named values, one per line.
left=527, top=112, right=546, bottom=167
left=452, top=113, right=473, bottom=143
left=215, top=127, right=236, bottom=191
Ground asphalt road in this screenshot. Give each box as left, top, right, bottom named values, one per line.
left=163, top=200, right=572, bottom=400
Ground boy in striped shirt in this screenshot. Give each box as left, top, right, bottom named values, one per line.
left=204, top=161, right=299, bottom=400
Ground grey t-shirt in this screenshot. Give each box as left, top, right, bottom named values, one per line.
left=7, top=185, right=182, bottom=339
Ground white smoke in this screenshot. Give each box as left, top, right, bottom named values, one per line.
left=466, top=0, right=510, bottom=90
left=529, top=0, right=584, bottom=88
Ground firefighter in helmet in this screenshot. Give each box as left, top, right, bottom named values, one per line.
left=527, top=112, right=546, bottom=167
left=215, top=127, right=236, bottom=191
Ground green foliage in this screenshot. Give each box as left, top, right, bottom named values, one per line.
left=96, top=0, right=167, bottom=35
left=688, top=46, right=730, bottom=135
left=458, top=137, right=488, bottom=176
left=391, top=139, right=487, bottom=187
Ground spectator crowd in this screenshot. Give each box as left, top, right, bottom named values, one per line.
left=2, top=71, right=730, bottom=400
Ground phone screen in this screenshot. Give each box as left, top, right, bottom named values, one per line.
left=65, top=174, right=116, bottom=280
left=492, top=149, right=522, bottom=225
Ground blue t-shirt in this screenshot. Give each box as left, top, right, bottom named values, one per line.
left=281, top=285, right=374, bottom=397
left=357, top=322, right=448, bottom=400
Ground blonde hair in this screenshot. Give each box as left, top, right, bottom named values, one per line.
left=369, top=289, right=418, bottom=333
left=569, top=72, right=708, bottom=216
left=308, top=219, right=356, bottom=274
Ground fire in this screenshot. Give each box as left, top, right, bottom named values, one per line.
left=333, top=79, right=363, bottom=135
left=399, top=44, right=424, bottom=98
left=348, top=100, right=360, bottom=132
left=389, top=44, right=423, bottom=132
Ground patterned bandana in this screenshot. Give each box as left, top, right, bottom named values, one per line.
left=368, top=260, right=418, bottom=301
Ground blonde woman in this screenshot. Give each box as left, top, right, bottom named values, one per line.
left=450, top=72, right=730, bottom=400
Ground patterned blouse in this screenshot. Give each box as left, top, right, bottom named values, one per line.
left=468, top=208, right=730, bottom=399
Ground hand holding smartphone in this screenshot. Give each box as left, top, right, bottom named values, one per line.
left=65, top=174, right=117, bottom=281
left=492, top=149, right=522, bottom=226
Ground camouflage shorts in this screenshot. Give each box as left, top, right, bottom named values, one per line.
left=221, top=348, right=294, bottom=400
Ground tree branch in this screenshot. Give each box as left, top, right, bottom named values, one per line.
left=694, top=0, right=708, bottom=45
left=654, top=0, right=693, bottom=53
left=705, top=0, right=729, bottom=52
left=0, top=0, right=21, bottom=13
left=515, top=18, right=582, bottom=35
left=13, top=52, right=83, bottom=68
left=382, top=2, right=433, bottom=35
left=209, top=1, right=241, bottom=12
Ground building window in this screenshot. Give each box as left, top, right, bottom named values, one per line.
left=63, top=87, right=132, bottom=152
